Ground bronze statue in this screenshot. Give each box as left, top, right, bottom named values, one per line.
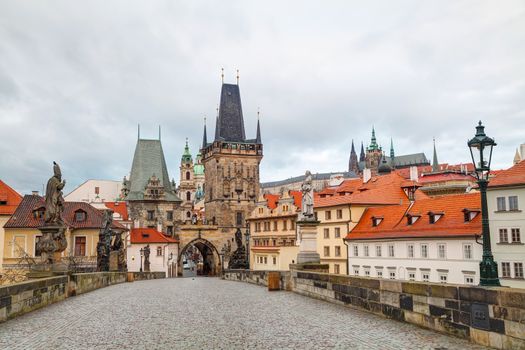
left=44, top=161, right=66, bottom=225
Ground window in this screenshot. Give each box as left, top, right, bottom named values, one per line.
left=364, top=269, right=370, bottom=276
left=273, top=221, right=278, bottom=231
left=364, top=245, right=369, bottom=257
left=323, top=228, right=329, bottom=239
left=354, top=268, right=360, bottom=276
left=515, top=263, right=524, bottom=279
left=291, top=220, right=295, bottom=230
left=283, top=220, right=287, bottom=231
left=147, top=210, right=155, bottom=220
left=407, top=244, right=414, bottom=258
left=236, top=212, right=243, bottom=226
left=74, top=237, right=86, bottom=256
left=388, top=245, right=394, bottom=257
left=167, top=211, right=173, bottom=220
left=334, top=227, right=340, bottom=238
left=422, top=272, right=430, bottom=282
left=353, top=245, right=358, bottom=257
left=499, top=228, right=509, bottom=243
left=334, top=264, right=340, bottom=274
left=511, top=228, right=521, bottom=243
left=186, top=171, right=190, bottom=180
left=421, top=244, right=428, bottom=258
left=325, top=211, right=331, bottom=220
left=157, top=246, right=163, bottom=256
left=376, top=245, right=382, bottom=257
left=438, top=244, right=446, bottom=259
left=34, top=236, right=42, bottom=257
left=439, top=274, right=448, bottom=283
left=509, top=196, right=519, bottom=211
left=186, top=191, right=191, bottom=201
left=502, top=262, right=511, bottom=277
left=408, top=272, right=416, bottom=281
left=273, top=257, right=277, bottom=265
left=323, top=246, right=330, bottom=256
left=94, top=186, right=100, bottom=194
left=389, top=271, right=396, bottom=280
left=497, top=197, right=506, bottom=211
left=377, top=270, right=383, bottom=278
left=272, top=239, right=276, bottom=246
left=463, top=244, right=473, bottom=259
left=336, top=209, right=343, bottom=219
left=264, top=257, right=267, bottom=264
left=75, top=210, right=86, bottom=222
left=335, top=246, right=341, bottom=257
left=166, top=226, right=173, bottom=235
left=372, top=217, right=383, bottom=227
left=465, top=276, right=475, bottom=285
left=186, top=211, right=191, bottom=218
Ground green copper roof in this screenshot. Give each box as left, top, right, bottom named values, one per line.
left=367, top=127, right=380, bottom=151
left=194, top=152, right=204, bottom=175
left=181, top=139, right=193, bottom=163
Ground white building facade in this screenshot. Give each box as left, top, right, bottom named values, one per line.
left=127, top=228, right=178, bottom=277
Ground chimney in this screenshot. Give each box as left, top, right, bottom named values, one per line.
left=133, top=219, right=139, bottom=229
left=157, top=221, right=163, bottom=233
left=409, top=166, right=418, bottom=182
left=520, top=144, right=525, bottom=161
left=363, top=168, right=372, bottom=183
left=32, top=191, right=39, bottom=196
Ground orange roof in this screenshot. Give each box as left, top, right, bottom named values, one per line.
left=130, top=228, right=179, bottom=244
left=0, top=180, right=22, bottom=215
left=104, top=201, right=129, bottom=221
left=395, top=163, right=475, bottom=179
left=346, top=193, right=481, bottom=240
left=419, top=172, right=476, bottom=184
left=264, top=194, right=280, bottom=210
left=315, top=172, right=427, bottom=208
left=289, top=190, right=302, bottom=209
left=488, top=160, right=525, bottom=188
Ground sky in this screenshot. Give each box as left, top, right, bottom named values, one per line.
left=0, top=1, right=524, bottom=195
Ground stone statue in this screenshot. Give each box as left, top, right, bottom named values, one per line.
left=97, top=210, right=113, bottom=271
left=143, top=244, right=151, bottom=272
left=300, top=170, right=315, bottom=221
left=228, top=228, right=248, bottom=269
left=111, top=231, right=127, bottom=272
left=235, top=227, right=243, bottom=249
left=44, top=161, right=66, bottom=225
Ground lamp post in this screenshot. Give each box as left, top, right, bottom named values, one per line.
left=139, top=247, right=144, bottom=273
left=468, top=121, right=500, bottom=286
left=168, top=252, right=174, bottom=278
left=220, top=245, right=227, bottom=275
left=244, top=222, right=251, bottom=268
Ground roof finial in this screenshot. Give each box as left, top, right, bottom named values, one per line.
left=159, top=125, right=161, bottom=140
left=257, top=107, right=260, bottom=120
left=432, top=137, right=439, bottom=172
left=138, top=124, right=140, bottom=140
left=236, top=69, right=239, bottom=85
left=221, top=67, right=224, bottom=84
left=216, top=105, right=219, bottom=117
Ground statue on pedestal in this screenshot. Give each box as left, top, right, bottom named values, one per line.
left=143, top=244, right=151, bottom=272
left=97, top=210, right=113, bottom=272
left=228, top=228, right=248, bottom=269
left=111, top=231, right=127, bottom=272
left=300, top=170, right=315, bottom=221
left=37, top=161, right=68, bottom=265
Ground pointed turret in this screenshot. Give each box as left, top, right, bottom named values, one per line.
left=514, top=148, right=522, bottom=165
left=182, top=138, right=193, bottom=164
left=432, top=138, right=439, bottom=172
left=390, top=138, right=395, bottom=168
left=348, top=140, right=358, bottom=174
left=214, top=83, right=246, bottom=142
left=202, top=118, right=208, bottom=149
left=360, top=142, right=365, bottom=162
left=368, top=127, right=379, bottom=151
left=255, top=112, right=262, bottom=144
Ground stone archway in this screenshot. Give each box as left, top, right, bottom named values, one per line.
left=178, top=238, right=220, bottom=276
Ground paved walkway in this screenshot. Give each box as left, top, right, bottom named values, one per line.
left=0, top=278, right=487, bottom=350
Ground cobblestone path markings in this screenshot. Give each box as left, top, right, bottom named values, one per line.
left=0, top=278, right=488, bottom=350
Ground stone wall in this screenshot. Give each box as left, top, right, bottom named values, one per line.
left=224, top=269, right=291, bottom=291
left=292, top=270, right=525, bottom=350
left=132, top=271, right=166, bottom=281
left=0, top=276, right=68, bottom=323
left=68, top=272, right=127, bottom=296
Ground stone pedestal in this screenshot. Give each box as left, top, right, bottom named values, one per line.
left=37, top=224, right=67, bottom=266
left=109, top=251, right=119, bottom=271
left=296, top=220, right=320, bottom=264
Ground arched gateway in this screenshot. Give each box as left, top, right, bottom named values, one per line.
left=178, top=238, right=221, bottom=276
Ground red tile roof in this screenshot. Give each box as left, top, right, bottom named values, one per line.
left=4, top=195, right=126, bottom=230
left=394, top=163, right=475, bottom=178
left=418, top=172, right=476, bottom=184
left=289, top=190, right=302, bottom=209
left=0, top=180, right=22, bottom=215
left=346, top=193, right=481, bottom=240
left=104, top=201, right=129, bottom=221
left=264, top=194, right=280, bottom=210
left=488, top=160, right=525, bottom=188
left=315, top=172, right=427, bottom=208
left=130, top=228, right=178, bottom=244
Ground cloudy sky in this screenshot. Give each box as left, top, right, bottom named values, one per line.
left=1, top=1, right=524, bottom=194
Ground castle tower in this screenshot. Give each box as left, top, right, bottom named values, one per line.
left=365, top=127, right=383, bottom=174
left=179, top=139, right=196, bottom=221
left=201, top=81, right=263, bottom=229
left=348, top=140, right=359, bottom=174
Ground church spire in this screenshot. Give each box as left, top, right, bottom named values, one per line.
left=349, top=140, right=358, bottom=174
left=390, top=138, right=395, bottom=168
left=182, top=138, right=192, bottom=163
left=368, top=126, right=379, bottom=151
left=202, top=117, right=208, bottom=150
left=432, top=138, right=439, bottom=172
left=255, top=109, right=262, bottom=144
left=359, top=141, right=365, bottom=162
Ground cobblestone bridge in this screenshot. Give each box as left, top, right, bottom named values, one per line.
left=0, top=278, right=487, bottom=349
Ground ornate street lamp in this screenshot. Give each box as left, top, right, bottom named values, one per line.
left=468, top=121, right=500, bottom=286
left=139, top=247, right=144, bottom=273
left=244, top=222, right=251, bottom=268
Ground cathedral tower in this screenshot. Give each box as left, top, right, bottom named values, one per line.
left=179, top=139, right=196, bottom=221
left=201, top=81, right=263, bottom=229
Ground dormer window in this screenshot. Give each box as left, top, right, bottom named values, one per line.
left=74, top=209, right=87, bottom=222
left=141, top=233, right=150, bottom=238
left=372, top=216, right=383, bottom=227
left=406, top=214, right=421, bottom=225
left=33, top=207, right=45, bottom=219
left=463, top=208, right=480, bottom=222
left=428, top=211, right=444, bottom=224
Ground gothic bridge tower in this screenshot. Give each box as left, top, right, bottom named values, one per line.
left=201, top=81, right=263, bottom=231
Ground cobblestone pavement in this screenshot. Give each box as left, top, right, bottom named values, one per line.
left=0, top=278, right=488, bottom=350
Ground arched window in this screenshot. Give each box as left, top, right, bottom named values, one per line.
left=186, top=171, right=191, bottom=180
left=186, top=211, right=191, bottom=218
left=186, top=191, right=191, bottom=201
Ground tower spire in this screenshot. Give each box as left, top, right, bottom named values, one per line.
left=359, top=141, right=365, bottom=162
left=236, top=69, right=239, bottom=85
left=432, top=138, right=439, bottom=172
left=368, top=126, right=379, bottom=151
left=349, top=140, right=358, bottom=174
left=255, top=108, right=261, bottom=144
left=137, top=124, right=140, bottom=140
left=221, top=68, right=224, bottom=84
left=202, top=117, right=208, bottom=149
left=159, top=125, right=161, bottom=140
